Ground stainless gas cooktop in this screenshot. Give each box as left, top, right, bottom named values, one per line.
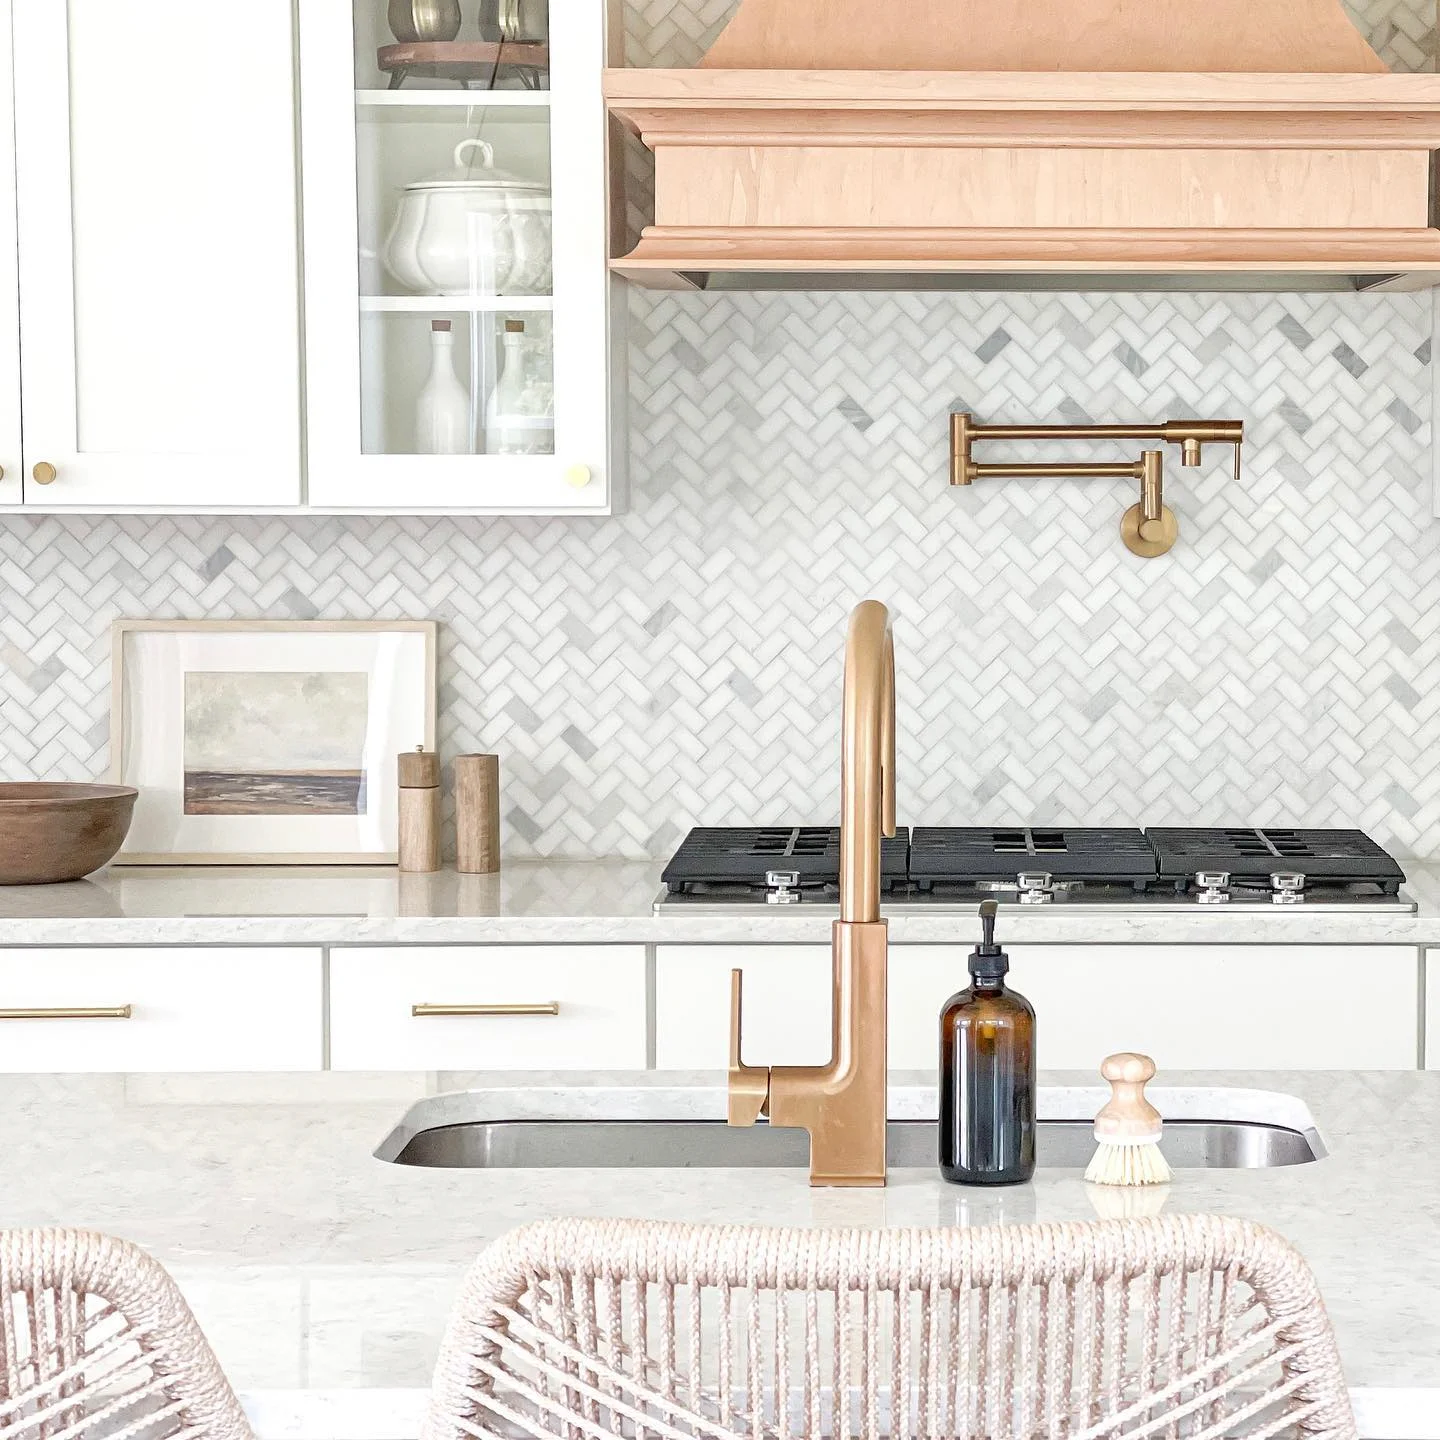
left=653, top=825, right=1416, bottom=914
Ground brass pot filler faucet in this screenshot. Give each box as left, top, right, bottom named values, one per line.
left=949, top=414, right=1245, bottom=558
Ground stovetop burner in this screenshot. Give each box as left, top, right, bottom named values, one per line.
left=910, top=827, right=1158, bottom=892
left=660, top=826, right=911, bottom=896
left=1147, top=828, right=1406, bottom=893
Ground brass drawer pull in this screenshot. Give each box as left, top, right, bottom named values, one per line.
left=0, top=1005, right=132, bottom=1020
left=31, top=461, right=56, bottom=485
left=411, top=1001, right=560, bottom=1018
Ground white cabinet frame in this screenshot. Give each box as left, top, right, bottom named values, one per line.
left=298, top=0, right=618, bottom=512
left=0, top=0, right=18, bottom=510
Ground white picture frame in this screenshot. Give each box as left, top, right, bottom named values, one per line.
left=110, top=619, right=437, bottom=865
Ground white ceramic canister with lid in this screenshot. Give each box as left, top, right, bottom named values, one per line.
left=382, top=138, right=552, bottom=296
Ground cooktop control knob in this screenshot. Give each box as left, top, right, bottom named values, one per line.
left=1271, top=871, right=1306, bottom=905
left=1016, top=871, right=1054, bottom=905
left=1194, top=871, right=1231, bottom=904
left=764, top=870, right=802, bottom=905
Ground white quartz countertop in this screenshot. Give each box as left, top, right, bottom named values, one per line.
left=0, top=859, right=1438, bottom=945
left=2, top=1069, right=1439, bottom=1439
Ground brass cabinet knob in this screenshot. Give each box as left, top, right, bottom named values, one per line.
left=563, top=463, right=592, bottom=489
left=32, top=461, right=56, bottom=485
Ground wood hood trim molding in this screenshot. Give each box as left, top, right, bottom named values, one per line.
left=607, top=2, right=1440, bottom=288
left=612, top=227, right=1440, bottom=275
left=606, top=72, right=1440, bottom=287
left=605, top=70, right=1440, bottom=112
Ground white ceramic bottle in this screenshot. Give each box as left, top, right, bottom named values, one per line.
left=484, top=318, right=554, bottom=455
left=415, top=319, right=470, bottom=454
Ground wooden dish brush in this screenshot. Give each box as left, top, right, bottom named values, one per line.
left=1084, top=1051, right=1174, bottom=1187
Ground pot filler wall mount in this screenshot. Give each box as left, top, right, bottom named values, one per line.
left=948, top=414, right=1245, bottom=558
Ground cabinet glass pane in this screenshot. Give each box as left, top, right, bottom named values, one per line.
left=351, top=0, right=553, bottom=457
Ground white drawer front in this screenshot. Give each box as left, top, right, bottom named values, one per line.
left=329, top=946, right=647, bottom=1070
left=0, top=948, right=322, bottom=1072
left=891, top=944, right=1420, bottom=1072
left=658, top=943, right=1420, bottom=1075
left=655, top=945, right=833, bottom=1069
left=1427, top=950, right=1440, bottom=1070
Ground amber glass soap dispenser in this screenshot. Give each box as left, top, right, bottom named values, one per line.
left=939, top=899, right=1036, bottom=1185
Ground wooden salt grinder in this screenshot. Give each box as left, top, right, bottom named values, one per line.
left=455, top=753, right=501, bottom=873
left=397, top=745, right=442, bottom=873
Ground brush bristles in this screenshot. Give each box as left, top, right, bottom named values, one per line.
left=1085, top=1139, right=1173, bottom=1187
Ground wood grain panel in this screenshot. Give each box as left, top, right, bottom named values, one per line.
left=698, top=0, right=1388, bottom=72
left=653, top=147, right=1429, bottom=230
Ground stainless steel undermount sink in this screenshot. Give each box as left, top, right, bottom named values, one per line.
left=377, top=1116, right=1325, bottom=1170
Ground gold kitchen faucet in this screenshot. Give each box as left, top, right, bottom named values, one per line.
left=727, top=599, right=894, bottom=1186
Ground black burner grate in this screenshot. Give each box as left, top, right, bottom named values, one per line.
left=909, top=827, right=1157, bottom=890
left=1147, top=828, right=1406, bottom=891
left=660, top=825, right=1407, bottom=898
left=661, top=826, right=911, bottom=894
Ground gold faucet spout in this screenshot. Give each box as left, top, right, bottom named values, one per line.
left=727, top=600, right=894, bottom=1186
left=841, top=601, right=896, bottom=924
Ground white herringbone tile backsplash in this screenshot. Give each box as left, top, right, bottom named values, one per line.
left=1, top=289, right=1437, bottom=859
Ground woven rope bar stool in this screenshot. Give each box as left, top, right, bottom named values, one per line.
left=424, top=1214, right=1356, bottom=1440
left=0, top=1228, right=254, bottom=1440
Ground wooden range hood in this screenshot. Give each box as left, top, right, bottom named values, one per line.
left=604, top=0, right=1440, bottom=291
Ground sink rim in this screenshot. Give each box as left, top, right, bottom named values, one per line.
left=379, top=1114, right=1328, bottom=1170
left=374, top=1082, right=1329, bottom=1167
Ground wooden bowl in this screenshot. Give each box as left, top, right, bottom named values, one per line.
left=0, top=783, right=138, bottom=885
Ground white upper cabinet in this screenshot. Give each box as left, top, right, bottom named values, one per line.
left=11, top=0, right=303, bottom=509
left=0, top=1, right=20, bottom=511
left=298, top=0, right=618, bottom=512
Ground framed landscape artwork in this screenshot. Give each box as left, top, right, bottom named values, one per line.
left=111, top=619, right=437, bottom=864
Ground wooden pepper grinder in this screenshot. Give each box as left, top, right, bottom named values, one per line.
left=397, top=745, right=441, bottom=873
left=454, top=753, right=501, bottom=874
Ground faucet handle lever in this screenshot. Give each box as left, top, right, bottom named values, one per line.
left=727, top=969, right=769, bottom=1126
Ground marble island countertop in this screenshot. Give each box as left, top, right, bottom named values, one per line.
left=3, top=1068, right=1440, bottom=1439
left=0, top=859, right=1438, bottom=945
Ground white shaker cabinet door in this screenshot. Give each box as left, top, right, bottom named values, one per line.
left=12, top=0, right=302, bottom=508
left=0, top=0, right=20, bottom=510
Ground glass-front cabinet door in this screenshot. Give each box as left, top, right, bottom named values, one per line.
left=300, top=0, right=615, bottom=512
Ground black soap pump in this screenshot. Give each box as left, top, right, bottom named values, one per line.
left=939, top=899, right=1037, bottom=1185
